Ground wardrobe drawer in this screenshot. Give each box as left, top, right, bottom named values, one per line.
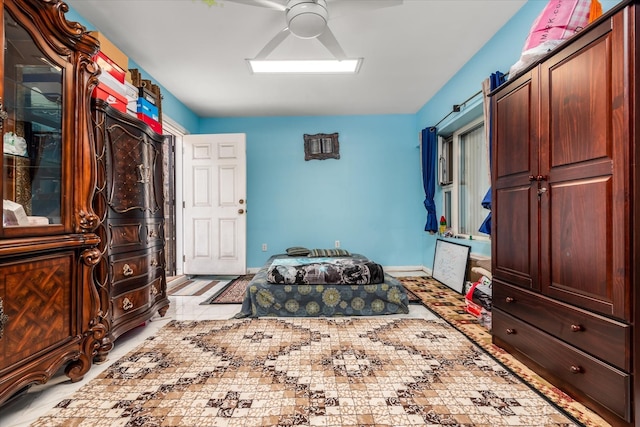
left=493, top=280, right=630, bottom=370
left=493, top=309, right=631, bottom=422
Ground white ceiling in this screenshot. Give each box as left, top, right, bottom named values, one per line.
left=65, top=0, right=527, bottom=118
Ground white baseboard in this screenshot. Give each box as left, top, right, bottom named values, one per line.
left=384, top=265, right=432, bottom=276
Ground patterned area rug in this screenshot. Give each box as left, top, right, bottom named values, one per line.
left=206, top=275, right=254, bottom=304
left=169, top=280, right=220, bottom=296
left=33, top=317, right=581, bottom=427
left=201, top=275, right=610, bottom=426
left=401, top=276, right=610, bottom=427
left=167, top=279, right=194, bottom=295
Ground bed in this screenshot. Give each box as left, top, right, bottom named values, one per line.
left=234, top=252, right=410, bottom=318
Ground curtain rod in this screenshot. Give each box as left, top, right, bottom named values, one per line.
left=433, top=89, right=482, bottom=128
left=432, top=71, right=509, bottom=129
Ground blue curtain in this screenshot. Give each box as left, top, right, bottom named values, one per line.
left=422, top=126, right=438, bottom=233
left=478, top=71, right=505, bottom=235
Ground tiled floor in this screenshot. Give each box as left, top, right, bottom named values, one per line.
left=0, top=273, right=434, bottom=427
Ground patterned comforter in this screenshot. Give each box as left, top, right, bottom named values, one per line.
left=234, top=254, right=410, bottom=318
left=266, top=256, right=385, bottom=284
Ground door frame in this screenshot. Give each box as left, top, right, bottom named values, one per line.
left=162, top=117, right=187, bottom=276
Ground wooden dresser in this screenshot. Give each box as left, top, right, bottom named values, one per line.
left=91, top=99, right=169, bottom=361
left=0, top=0, right=103, bottom=404
left=491, top=2, right=638, bottom=425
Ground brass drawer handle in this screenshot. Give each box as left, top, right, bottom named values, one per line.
left=0, top=298, right=9, bottom=339
left=122, top=297, right=134, bottom=311
left=570, top=365, right=583, bottom=374
left=149, top=230, right=158, bottom=238
left=570, top=324, right=583, bottom=332
left=123, top=264, right=134, bottom=277
left=151, top=285, right=158, bottom=296
left=505, top=297, right=515, bottom=303
left=506, top=328, right=516, bottom=335
left=151, top=258, right=159, bottom=267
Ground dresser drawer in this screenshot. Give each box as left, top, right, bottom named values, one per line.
left=108, top=222, right=142, bottom=252
left=493, top=280, right=630, bottom=370
left=148, top=276, right=165, bottom=301
left=110, top=248, right=164, bottom=286
left=112, top=285, right=151, bottom=319
left=493, top=309, right=631, bottom=421
left=145, top=220, right=164, bottom=246
left=108, top=220, right=164, bottom=254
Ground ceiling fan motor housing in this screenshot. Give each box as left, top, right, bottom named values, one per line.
left=286, top=0, right=328, bottom=39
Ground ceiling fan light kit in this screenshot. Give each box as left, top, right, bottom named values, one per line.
left=286, top=0, right=328, bottom=39
left=228, top=0, right=402, bottom=70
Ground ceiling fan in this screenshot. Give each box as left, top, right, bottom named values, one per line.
left=225, top=0, right=403, bottom=60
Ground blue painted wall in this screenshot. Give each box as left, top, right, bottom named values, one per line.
left=200, top=115, right=423, bottom=268
left=67, top=0, right=623, bottom=270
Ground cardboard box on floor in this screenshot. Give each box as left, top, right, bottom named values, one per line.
left=467, top=256, right=491, bottom=283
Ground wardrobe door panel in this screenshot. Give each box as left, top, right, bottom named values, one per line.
left=492, top=71, right=539, bottom=291
left=538, top=13, right=628, bottom=320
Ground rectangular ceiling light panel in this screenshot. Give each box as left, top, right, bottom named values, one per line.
left=247, top=59, right=362, bottom=74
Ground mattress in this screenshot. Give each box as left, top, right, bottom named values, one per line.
left=234, top=254, right=410, bottom=318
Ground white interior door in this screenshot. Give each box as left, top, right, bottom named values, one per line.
left=182, top=133, right=246, bottom=275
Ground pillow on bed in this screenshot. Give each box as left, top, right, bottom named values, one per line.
left=286, top=246, right=311, bottom=256
left=307, top=248, right=351, bottom=257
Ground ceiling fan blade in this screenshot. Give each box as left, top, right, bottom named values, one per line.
left=316, top=26, right=346, bottom=60
left=254, top=27, right=292, bottom=59
left=328, top=0, right=402, bottom=19
left=224, top=0, right=287, bottom=11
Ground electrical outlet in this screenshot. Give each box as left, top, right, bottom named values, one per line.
left=261, top=243, right=267, bottom=252
left=334, top=240, right=340, bottom=248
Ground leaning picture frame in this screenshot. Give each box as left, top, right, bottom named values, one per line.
left=431, top=238, right=471, bottom=294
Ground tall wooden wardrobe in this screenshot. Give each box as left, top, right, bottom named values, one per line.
left=491, top=1, right=640, bottom=426
left=0, top=0, right=102, bottom=404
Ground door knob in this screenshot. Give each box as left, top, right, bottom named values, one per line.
left=238, top=209, right=245, bottom=214
left=239, top=199, right=245, bottom=204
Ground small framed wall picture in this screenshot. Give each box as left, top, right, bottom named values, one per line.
left=304, top=133, right=340, bottom=160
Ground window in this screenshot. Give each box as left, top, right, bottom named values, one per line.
left=439, top=136, right=453, bottom=185
left=439, top=117, right=490, bottom=239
